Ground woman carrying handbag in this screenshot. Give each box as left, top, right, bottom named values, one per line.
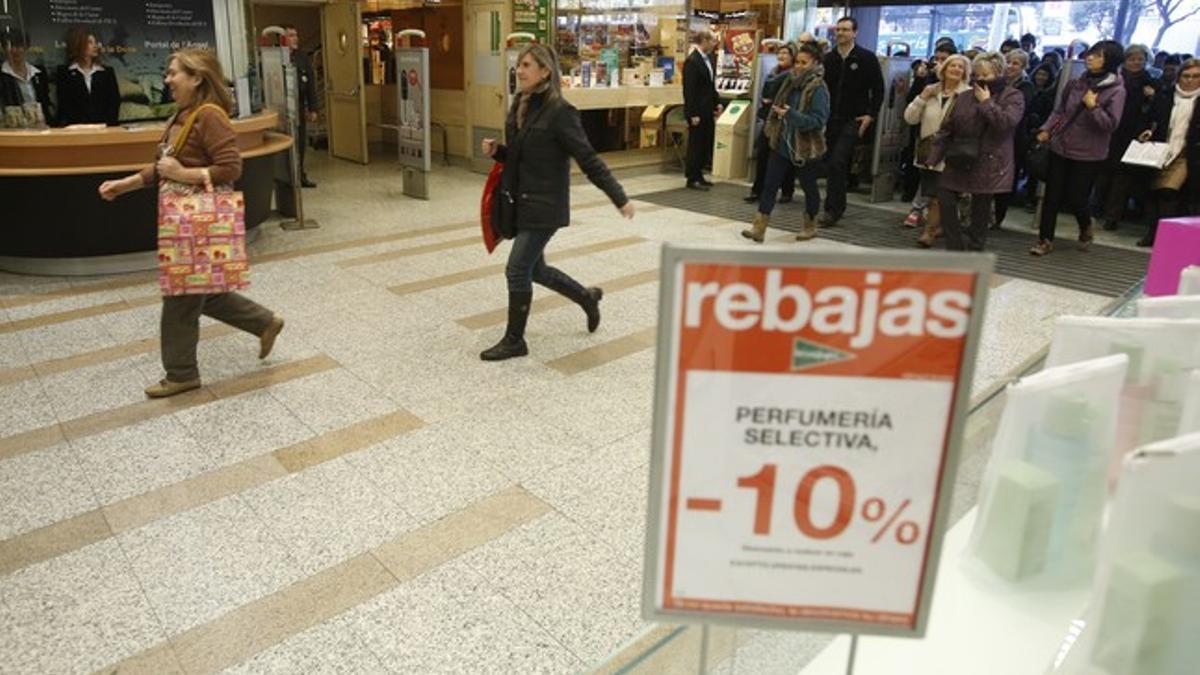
left=903, top=54, right=970, bottom=247
left=99, top=49, right=284, bottom=398
left=479, top=44, right=633, bottom=362
left=1029, top=41, right=1126, bottom=256
left=927, top=52, right=1025, bottom=252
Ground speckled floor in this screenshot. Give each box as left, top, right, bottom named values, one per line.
left=0, top=153, right=1119, bottom=674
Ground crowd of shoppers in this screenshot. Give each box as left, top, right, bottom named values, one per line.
left=727, top=23, right=1198, bottom=251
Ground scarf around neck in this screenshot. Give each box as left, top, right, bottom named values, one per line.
left=1166, top=85, right=1200, bottom=164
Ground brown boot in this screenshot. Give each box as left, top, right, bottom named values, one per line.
left=145, top=378, right=202, bottom=398
left=917, top=200, right=941, bottom=248
left=796, top=214, right=818, bottom=241
left=1077, top=224, right=1094, bottom=251
left=740, top=212, right=769, bottom=243
left=259, top=315, right=285, bottom=359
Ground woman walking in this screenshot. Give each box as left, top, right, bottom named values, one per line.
left=1136, top=58, right=1200, bottom=246
left=99, top=49, right=284, bottom=397
left=744, top=43, right=797, bottom=204
left=741, top=41, right=830, bottom=243
left=927, top=51, right=1025, bottom=251
left=480, top=44, right=633, bottom=361
left=903, top=53, right=970, bottom=247
left=1030, top=41, right=1126, bottom=256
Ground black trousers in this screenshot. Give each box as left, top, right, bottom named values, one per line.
left=1039, top=151, right=1102, bottom=242
left=686, top=118, right=714, bottom=182
left=750, top=131, right=794, bottom=198
left=939, top=188, right=993, bottom=251
left=821, top=118, right=860, bottom=217
left=297, top=116, right=308, bottom=179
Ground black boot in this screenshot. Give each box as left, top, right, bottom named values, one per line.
left=582, top=287, right=603, bottom=333
left=481, top=291, right=532, bottom=361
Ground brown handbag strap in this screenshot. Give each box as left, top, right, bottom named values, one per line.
left=170, top=103, right=229, bottom=156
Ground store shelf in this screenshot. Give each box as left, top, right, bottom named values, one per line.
left=798, top=508, right=1090, bottom=675
left=562, top=85, right=682, bottom=110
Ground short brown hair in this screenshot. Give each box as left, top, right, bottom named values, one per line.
left=65, top=26, right=97, bottom=65
left=169, top=48, right=234, bottom=114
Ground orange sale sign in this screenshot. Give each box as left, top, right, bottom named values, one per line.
left=643, top=247, right=992, bottom=637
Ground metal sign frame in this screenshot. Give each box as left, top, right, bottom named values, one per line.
left=642, top=245, right=993, bottom=639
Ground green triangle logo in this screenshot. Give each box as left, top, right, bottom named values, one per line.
left=791, top=338, right=855, bottom=371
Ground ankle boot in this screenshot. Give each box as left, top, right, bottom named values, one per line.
left=741, top=212, right=769, bottom=243
left=582, top=287, right=603, bottom=333
left=481, top=291, right=532, bottom=361
left=917, top=201, right=941, bottom=248
left=796, top=214, right=817, bottom=241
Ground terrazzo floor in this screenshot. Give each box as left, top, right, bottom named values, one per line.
left=0, top=152, right=1120, bottom=674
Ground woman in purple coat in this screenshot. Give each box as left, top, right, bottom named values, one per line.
left=928, top=52, right=1025, bottom=251
left=1030, top=41, right=1126, bottom=256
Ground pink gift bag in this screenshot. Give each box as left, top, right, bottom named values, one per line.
left=1146, top=217, right=1200, bottom=296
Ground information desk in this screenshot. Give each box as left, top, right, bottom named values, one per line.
left=561, top=85, right=682, bottom=111
left=0, top=112, right=290, bottom=275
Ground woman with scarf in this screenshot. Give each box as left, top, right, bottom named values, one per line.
left=1096, top=45, right=1159, bottom=232
left=904, top=53, right=971, bottom=247
left=1030, top=40, right=1126, bottom=256
left=926, top=51, right=1025, bottom=252
left=745, top=43, right=797, bottom=203
left=1136, top=58, right=1200, bottom=246
left=741, top=41, right=830, bottom=243
left=479, top=44, right=633, bottom=361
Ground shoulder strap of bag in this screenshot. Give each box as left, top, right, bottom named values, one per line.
left=171, top=103, right=229, bottom=156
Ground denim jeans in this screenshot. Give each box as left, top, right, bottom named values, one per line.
left=504, top=227, right=589, bottom=299
left=821, top=118, right=861, bottom=217
left=758, top=150, right=821, bottom=217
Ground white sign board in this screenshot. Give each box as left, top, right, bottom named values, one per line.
left=643, top=247, right=992, bottom=637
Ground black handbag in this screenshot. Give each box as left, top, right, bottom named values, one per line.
left=944, top=137, right=980, bottom=171
left=1026, top=102, right=1087, bottom=182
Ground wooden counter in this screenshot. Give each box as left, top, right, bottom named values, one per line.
left=0, top=112, right=292, bottom=275
left=0, top=112, right=281, bottom=174
left=562, top=86, right=683, bottom=111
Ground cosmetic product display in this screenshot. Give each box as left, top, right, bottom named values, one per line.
left=1136, top=295, right=1200, bottom=319
left=968, top=354, right=1127, bottom=585
left=1179, top=371, right=1200, bottom=436
left=1179, top=265, right=1200, bottom=294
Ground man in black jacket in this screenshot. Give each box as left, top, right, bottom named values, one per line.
left=819, top=16, right=884, bottom=226
left=683, top=30, right=721, bottom=190
left=285, top=25, right=322, bottom=188
left=0, top=29, right=52, bottom=125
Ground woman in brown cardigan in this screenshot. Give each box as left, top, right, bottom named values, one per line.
left=99, top=49, right=284, bottom=398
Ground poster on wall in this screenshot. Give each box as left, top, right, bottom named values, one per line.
left=2, top=0, right=216, bottom=122
left=512, top=0, right=549, bottom=44
left=396, top=47, right=430, bottom=172
left=643, top=246, right=991, bottom=638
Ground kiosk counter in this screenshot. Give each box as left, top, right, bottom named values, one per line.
left=0, top=112, right=291, bottom=275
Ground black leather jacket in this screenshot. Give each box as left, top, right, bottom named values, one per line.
left=493, top=93, right=627, bottom=229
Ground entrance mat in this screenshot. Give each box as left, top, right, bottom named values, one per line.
left=636, top=182, right=1148, bottom=298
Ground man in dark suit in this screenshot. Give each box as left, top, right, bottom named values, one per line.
left=285, top=25, right=322, bottom=188
left=683, top=30, right=721, bottom=190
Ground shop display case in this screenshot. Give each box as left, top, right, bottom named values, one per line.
left=554, top=0, right=689, bottom=89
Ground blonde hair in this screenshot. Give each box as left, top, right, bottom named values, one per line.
left=972, top=51, right=1006, bottom=79
left=170, top=48, right=234, bottom=114
left=936, top=54, right=971, bottom=84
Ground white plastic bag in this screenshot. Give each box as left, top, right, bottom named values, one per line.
left=1052, top=432, right=1200, bottom=675
left=1137, top=295, right=1200, bottom=319
left=966, top=354, right=1127, bottom=586
left=1046, top=316, right=1200, bottom=478
left=1179, top=265, right=1200, bottom=295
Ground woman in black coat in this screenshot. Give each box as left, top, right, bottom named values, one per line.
left=54, top=27, right=120, bottom=126
left=479, top=44, right=634, bottom=361
left=1136, top=58, right=1200, bottom=246
left=1097, top=44, right=1159, bottom=231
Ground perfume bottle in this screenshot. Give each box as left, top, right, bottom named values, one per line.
left=1091, top=495, right=1199, bottom=674
left=1025, top=393, right=1106, bottom=577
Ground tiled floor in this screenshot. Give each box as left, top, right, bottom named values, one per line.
left=0, top=154, right=1123, bottom=674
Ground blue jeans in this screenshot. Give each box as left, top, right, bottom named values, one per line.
left=504, top=227, right=588, bottom=298
left=758, top=150, right=821, bottom=217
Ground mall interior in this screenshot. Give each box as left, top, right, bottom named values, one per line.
left=1, top=0, right=1199, bottom=673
